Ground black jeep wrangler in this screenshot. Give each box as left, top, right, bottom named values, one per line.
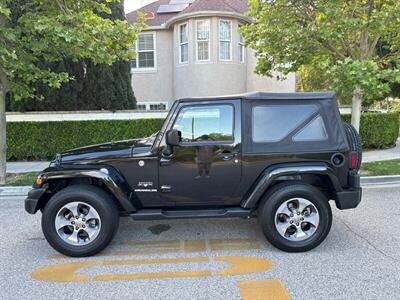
left=25, top=92, right=362, bottom=257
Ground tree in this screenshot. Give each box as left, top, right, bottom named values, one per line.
left=0, top=0, right=143, bottom=184
left=241, top=0, right=400, bottom=131
left=6, top=0, right=136, bottom=111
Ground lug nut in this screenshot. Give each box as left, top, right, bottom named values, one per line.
left=71, top=221, right=75, bottom=225
left=290, top=213, right=294, bottom=217
left=75, top=216, right=79, bottom=219
left=82, top=225, right=86, bottom=228
left=296, top=223, right=299, bottom=226
left=290, top=220, right=293, bottom=224
left=75, top=226, right=79, bottom=230
left=82, top=218, right=86, bottom=222
left=301, top=217, right=304, bottom=221
left=297, top=212, right=300, bottom=215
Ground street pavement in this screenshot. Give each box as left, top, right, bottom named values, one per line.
left=0, top=184, right=399, bottom=300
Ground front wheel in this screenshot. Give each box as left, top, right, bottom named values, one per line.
left=41, top=185, right=119, bottom=257
left=258, top=183, right=332, bottom=252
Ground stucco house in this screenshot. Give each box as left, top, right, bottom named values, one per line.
left=126, top=0, right=295, bottom=111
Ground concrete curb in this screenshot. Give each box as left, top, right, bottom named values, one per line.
left=1, top=175, right=400, bottom=197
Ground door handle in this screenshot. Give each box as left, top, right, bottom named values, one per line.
left=160, top=157, right=171, bottom=166
left=219, top=153, right=235, bottom=161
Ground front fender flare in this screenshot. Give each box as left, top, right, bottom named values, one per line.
left=39, top=168, right=136, bottom=213
left=241, top=163, right=342, bottom=209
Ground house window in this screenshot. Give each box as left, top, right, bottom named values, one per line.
left=238, top=33, right=245, bottom=63
left=136, top=104, right=147, bottom=111
left=132, top=32, right=156, bottom=70
left=196, top=20, right=210, bottom=61
left=136, top=102, right=168, bottom=111
left=219, top=20, right=232, bottom=61
left=179, top=23, right=189, bottom=64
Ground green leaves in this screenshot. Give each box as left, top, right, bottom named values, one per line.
left=242, top=0, right=400, bottom=105
left=0, top=0, right=144, bottom=99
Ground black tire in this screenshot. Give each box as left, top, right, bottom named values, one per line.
left=342, top=122, right=362, bottom=169
left=258, top=183, right=332, bottom=252
left=41, top=185, right=119, bottom=257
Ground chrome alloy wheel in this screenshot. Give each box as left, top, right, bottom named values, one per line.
left=274, top=198, right=320, bottom=241
left=54, top=202, right=101, bottom=246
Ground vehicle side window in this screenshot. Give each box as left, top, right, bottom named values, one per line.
left=293, top=115, right=328, bottom=141
left=252, top=104, right=318, bottom=143
left=173, top=105, right=234, bottom=143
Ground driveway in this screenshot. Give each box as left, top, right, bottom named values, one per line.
left=0, top=184, right=399, bottom=300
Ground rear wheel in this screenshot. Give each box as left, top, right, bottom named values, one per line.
left=41, top=185, right=119, bottom=257
left=258, top=183, right=332, bottom=252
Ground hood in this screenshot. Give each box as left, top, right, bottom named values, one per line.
left=59, top=138, right=154, bottom=163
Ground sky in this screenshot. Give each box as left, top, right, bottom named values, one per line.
left=124, top=0, right=157, bottom=13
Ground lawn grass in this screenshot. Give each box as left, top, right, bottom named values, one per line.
left=361, top=159, right=400, bottom=176
left=1, top=172, right=38, bottom=187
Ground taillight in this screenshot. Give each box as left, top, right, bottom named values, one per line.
left=350, top=152, right=358, bottom=169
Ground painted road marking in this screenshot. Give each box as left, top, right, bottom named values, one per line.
left=31, top=256, right=272, bottom=282
left=47, top=238, right=261, bottom=259
left=239, top=279, right=291, bottom=300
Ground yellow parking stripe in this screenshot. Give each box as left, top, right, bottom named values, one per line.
left=239, top=279, right=291, bottom=300
left=47, top=238, right=260, bottom=259
left=32, top=256, right=272, bottom=282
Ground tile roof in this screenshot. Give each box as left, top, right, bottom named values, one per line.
left=126, top=0, right=249, bottom=27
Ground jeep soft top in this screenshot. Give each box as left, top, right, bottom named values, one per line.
left=25, top=92, right=362, bottom=256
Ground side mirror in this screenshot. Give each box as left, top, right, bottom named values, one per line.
left=166, top=129, right=181, bottom=147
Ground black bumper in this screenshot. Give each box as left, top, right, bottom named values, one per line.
left=335, top=188, right=362, bottom=209
left=335, top=172, right=362, bottom=210
left=25, top=188, right=46, bottom=214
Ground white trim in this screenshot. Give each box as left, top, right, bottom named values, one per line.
left=218, top=19, right=233, bottom=61
left=165, top=11, right=251, bottom=28
left=131, top=31, right=157, bottom=73
left=238, top=31, right=245, bottom=63
left=178, top=22, right=189, bottom=64
left=195, top=19, right=211, bottom=62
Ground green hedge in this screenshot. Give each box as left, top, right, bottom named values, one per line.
left=341, top=112, right=399, bottom=149
left=6, top=112, right=399, bottom=161
left=7, top=119, right=164, bottom=161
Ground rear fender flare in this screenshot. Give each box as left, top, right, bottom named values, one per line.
left=241, top=163, right=342, bottom=209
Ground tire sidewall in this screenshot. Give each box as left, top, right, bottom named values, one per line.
left=260, top=184, right=332, bottom=252
left=42, top=186, right=119, bottom=257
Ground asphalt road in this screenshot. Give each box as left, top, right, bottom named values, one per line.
left=0, top=184, right=399, bottom=300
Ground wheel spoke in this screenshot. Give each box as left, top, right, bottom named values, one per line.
left=83, top=226, right=97, bottom=239
left=275, top=221, right=291, bottom=236
left=295, top=226, right=307, bottom=239
left=66, top=203, right=80, bottom=218
left=55, top=215, right=72, bottom=231
left=84, top=207, right=99, bottom=221
left=296, top=198, right=309, bottom=214
left=67, top=230, right=80, bottom=244
left=304, top=213, right=319, bottom=227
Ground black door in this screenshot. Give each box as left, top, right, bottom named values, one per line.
left=159, top=100, right=242, bottom=206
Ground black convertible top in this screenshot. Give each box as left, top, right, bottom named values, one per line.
left=178, top=91, right=336, bottom=102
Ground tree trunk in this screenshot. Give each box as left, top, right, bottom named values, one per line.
left=351, top=89, right=363, bottom=133
left=0, top=87, right=6, bottom=185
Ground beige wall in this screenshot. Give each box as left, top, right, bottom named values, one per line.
left=246, top=49, right=296, bottom=93
left=173, top=17, right=247, bottom=99
left=132, top=16, right=295, bottom=108
left=131, top=30, right=174, bottom=105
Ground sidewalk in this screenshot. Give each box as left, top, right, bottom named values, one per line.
left=362, top=140, right=400, bottom=163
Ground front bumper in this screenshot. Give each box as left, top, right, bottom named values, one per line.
left=25, top=188, right=46, bottom=214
